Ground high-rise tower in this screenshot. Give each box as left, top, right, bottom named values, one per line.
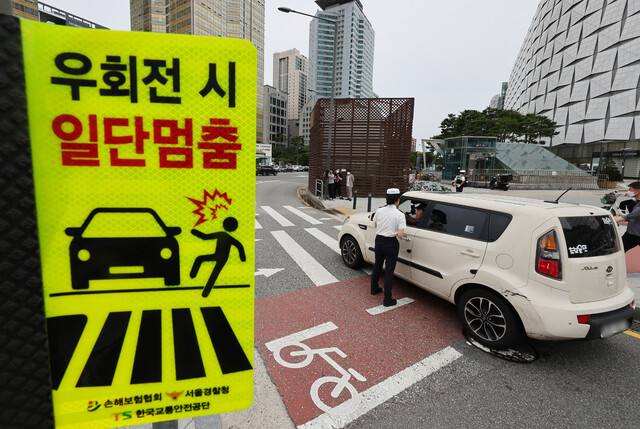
left=131, top=0, right=266, bottom=143
left=273, top=48, right=309, bottom=121
left=309, top=0, right=375, bottom=99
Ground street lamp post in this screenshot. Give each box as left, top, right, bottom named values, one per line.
left=279, top=6, right=337, bottom=170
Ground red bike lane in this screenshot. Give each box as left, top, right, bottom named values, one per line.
left=255, top=275, right=464, bottom=427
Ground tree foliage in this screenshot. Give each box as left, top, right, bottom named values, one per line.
left=272, top=136, right=309, bottom=165
left=437, top=108, right=559, bottom=143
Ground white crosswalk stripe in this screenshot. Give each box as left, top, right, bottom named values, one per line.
left=271, top=230, right=338, bottom=286
left=284, top=205, right=323, bottom=225
left=305, top=228, right=340, bottom=254
left=261, top=205, right=294, bottom=227
left=255, top=218, right=262, bottom=229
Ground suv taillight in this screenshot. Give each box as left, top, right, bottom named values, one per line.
left=536, top=230, right=562, bottom=280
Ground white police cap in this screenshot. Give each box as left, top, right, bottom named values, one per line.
left=386, top=188, right=400, bottom=196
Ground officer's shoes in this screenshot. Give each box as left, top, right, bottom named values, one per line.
left=383, top=298, right=397, bottom=307
left=371, top=287, right=382, bottom=295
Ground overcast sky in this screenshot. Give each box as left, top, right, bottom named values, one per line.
left=45, top=0, right=540, bottom=141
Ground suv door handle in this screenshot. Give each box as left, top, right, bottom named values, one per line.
left=460, top=250, right=480, bottom=258
left=402, top=237, right=411, bottom=242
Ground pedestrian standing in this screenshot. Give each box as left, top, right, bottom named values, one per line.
left=346, top=171, right=355, bottom=200
left=328, top=169, right=335, bottom=200
left=616, top=181, right=640, bottom=251
left=370, top=188, right=406, bottom=307
left=334, top=169, right=343, bottom=199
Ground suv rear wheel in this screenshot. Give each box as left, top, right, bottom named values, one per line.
left=340, top=235, right=364, bottom=269
left=458, top=288, right=522, bottom=349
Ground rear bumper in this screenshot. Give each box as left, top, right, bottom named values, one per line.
left=507, top=284, right=635, bottom=340
left=584, top=305, right=635, bottom=339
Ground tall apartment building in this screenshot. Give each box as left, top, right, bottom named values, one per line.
left=309, top=0, right=375, bottom=99
left=8, top=1, right=107, bottom=28
left=131, top=0, right=266, bottom=143
left=263, top=85, right=288, bottom=147
left=273, top=49, right=309, bottom=121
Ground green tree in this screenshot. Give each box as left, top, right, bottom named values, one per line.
left=438, top=109, right=558, bottom=143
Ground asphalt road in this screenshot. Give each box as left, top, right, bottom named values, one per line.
left=219, top=173, right=640, bottom=429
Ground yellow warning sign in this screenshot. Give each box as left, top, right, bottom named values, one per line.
left=20, top=19, right=255, bottom=428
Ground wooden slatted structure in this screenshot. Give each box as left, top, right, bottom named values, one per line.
left=309, top=98, right=415, bottom=197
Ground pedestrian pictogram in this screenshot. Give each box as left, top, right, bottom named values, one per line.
left=191, top=217, right=247, bottom=297
left=16, top=17, right=257, bottom=428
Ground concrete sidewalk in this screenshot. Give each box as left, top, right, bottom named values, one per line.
left=304, top=185, right=640, bottom=319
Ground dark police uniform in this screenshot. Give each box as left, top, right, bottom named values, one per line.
left=370, top=188, right=407, bottom=306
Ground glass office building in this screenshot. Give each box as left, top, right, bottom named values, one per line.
left=131, top=0, right=266, bottom=144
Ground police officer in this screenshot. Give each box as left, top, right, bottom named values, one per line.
left=453, top=170, right=466, bottom=192
left=371, top=188, right=407, bottom=306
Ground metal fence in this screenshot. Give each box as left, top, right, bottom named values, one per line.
left=469, top=169, right=606, bottom=190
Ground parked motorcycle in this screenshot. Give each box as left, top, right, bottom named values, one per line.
left=489, top=174, right=511, bottom=191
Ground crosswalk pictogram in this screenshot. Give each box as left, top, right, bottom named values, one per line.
left=47, top=306, right=252, bottom=390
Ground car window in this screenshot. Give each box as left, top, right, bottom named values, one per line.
left=559, top=216, right=619, bottom=258
left=424, top=202, right=488, bottom=240
left=488, top=212, right=512, bottom=242
left=82, top=212, right=167, bottom=238
left=399, top=198, right=429, bottom=228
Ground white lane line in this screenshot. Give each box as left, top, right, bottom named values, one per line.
left=305, top=228, right=340, bottom=254
left=285, top=205, right=323, bottom=225
left=255, top=218, right=262, bottom=229
left=261, top=206, right=295, bottom=227
left=334, top=226, right=342, bottom=231
left=271, top=231, right=338, bottom=286
left=366, top=297, right=415, bottom=315
left=298, top=346, right=463, bottom=429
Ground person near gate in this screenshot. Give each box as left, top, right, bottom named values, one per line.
left=334, top=168, right=343, bottom=199
left=328, top=169, right=336, bottom=200
left=346, top=171, right=355, bottom=200
left=453, top=169, right=466, bottom=192
left=370, top=188, right=406, bottom=307
left=616, top=181, right=640, bottom=252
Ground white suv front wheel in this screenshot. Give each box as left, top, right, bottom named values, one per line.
left=340, top=235, right=364, bottom=269
left=458, top=289, right=523, bottom=349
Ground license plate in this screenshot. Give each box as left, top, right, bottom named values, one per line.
left=600, top=319, right=631, bottom=338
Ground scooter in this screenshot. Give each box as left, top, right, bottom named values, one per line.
left=489, top=174, right=511, bottom=191
left=600, top=192, right=634, bottom=216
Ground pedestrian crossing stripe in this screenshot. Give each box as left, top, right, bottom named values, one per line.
left=20, top=19, right=256, bottom=428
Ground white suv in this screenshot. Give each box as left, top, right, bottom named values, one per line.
left=338, top=191, right=636, bottom=349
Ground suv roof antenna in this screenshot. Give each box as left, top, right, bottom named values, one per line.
left=544, top=188, right=572, bottom=204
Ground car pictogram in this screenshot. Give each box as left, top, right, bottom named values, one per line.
left=65, top=208, right=181, bottom=290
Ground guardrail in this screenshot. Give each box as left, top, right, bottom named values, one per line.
left=469, top=169, right=605, bottom=190
left=315, top=179, right=324, bottom=199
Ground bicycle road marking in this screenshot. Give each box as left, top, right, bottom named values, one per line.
left=271, top=231, right=338, bottom=286
left=305, top=228, right=340, bottom=254
left=298, top=346, right=463, bottom=429
left=265, top=322, right=338, bottom=353
left=261, top=205, right=295, bottom=227
left=366, top=297, right=415, bottom=315
left=284, top=205, right=323, bottom=225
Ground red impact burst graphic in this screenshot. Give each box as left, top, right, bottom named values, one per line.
left=188, top=189, right=232, bottom=227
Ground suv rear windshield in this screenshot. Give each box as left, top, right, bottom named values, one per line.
left=559, top=216, right=619, bottom=258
